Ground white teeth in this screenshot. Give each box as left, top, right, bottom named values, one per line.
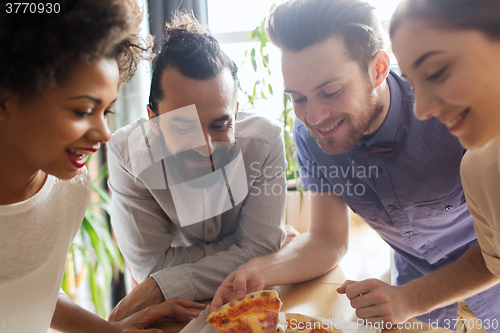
left=445, top=111, right=466, bottom=128
left=68, top=149, right=92, bottom=160
left=318, top=120, right=342, bottom=132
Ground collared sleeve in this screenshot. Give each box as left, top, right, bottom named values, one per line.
left=150, top=131, right=287, bottom=300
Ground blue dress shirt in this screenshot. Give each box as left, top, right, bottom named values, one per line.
left=294, top=71, right=500, bottom=329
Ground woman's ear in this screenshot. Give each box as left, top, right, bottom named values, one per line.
left=369, top=50, right=391, bottom=88
left=0, top=91, right=11, bottom=120
left=147, top=104, right=159, bottom=135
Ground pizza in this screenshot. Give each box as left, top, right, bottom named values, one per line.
left=206, top=290, right=282, bottom=333
left=284, top=313, right=342, bottom=333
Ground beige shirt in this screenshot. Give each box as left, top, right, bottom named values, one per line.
left=461, top=136, right=500, bottom=276
left=108, top=112, right=286, bottom=301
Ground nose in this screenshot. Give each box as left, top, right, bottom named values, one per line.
left=413, top=87, right=442, bottom=121
left=192, top=132, right=215, bottom=157
left=304, top=100, right=331, bottom=126
left=88, top=114, right=112, bottom=143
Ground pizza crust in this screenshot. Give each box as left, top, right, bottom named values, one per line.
left=206, top=290, right=281, bottom=321
left=206, top=290, right=282, bottom=333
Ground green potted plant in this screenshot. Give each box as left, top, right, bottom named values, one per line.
left=240, top=8, right=310, bottom=232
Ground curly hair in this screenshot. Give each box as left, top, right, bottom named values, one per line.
left=148, top=11, right=238, bottom=115
left=0, top=0, right=154, bottom=98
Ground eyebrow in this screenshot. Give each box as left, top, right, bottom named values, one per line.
left=412, top=51, right=444, bottom=69
left=314, top=78, right=342, bottom=91
left=169, top=116, right=197, bottom=124
left=213, top=114, right=231, bottom=122
left=70, top=95, right=103, bottom=104
left=69, top=95, right=118, bottom=105
left=168, top=114, right=231, bottom=124
left=284, top=77, right=342, bottom=95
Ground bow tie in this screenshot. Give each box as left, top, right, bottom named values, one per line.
left=346, top=144, right=397, bottom=160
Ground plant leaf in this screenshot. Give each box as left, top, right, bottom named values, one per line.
left=251, top=48, right=257, bottom=72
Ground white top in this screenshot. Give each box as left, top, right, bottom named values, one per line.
left=461, top=135, right=500, bottom=276
left=0, top=169, right=91, bottom=333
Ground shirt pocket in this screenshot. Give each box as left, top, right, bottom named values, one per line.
left=409, top=186, right=466, bottom=221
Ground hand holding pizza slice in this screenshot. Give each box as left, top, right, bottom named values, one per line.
left=205, top=290, right=282, bottom=333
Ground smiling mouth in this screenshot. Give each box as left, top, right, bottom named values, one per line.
left=445, top=109, right=469, bottom=129
left=317, top=119, right=344, bottom=133
left=66, top=148, right=97, bottom=168
left=67, top=149, right=94, bottom=159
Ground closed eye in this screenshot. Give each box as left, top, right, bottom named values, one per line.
left=211, top=121, right=232, bottom=132
left=426, top=66, right=448, bottom=82
left=176, top=127, right=196, bottom=133
left=323, top=89, right=341, bottom=98
left=293, top=97, right=307, bottom=104
left=74, top=110, right=91, bottom=117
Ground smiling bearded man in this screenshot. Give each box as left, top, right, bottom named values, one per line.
left=106, top=12, right=287, bottom=322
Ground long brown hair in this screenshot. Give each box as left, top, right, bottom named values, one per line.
left=390, top=0, right=500, bottom=40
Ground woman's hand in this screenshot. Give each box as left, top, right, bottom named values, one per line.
left=110, top=298, right=207, bottom=333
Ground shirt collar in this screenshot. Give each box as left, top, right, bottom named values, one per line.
left=357, top=71, right=403, bottom=147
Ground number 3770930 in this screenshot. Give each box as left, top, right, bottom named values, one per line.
left=443, top=318, right=499, bottom=330
left=6, top=2, right=61, bottom=14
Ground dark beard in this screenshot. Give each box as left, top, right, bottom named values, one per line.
left=305, top=90, right=385, bottom=155
left=163, top=140, right=240, bottom=188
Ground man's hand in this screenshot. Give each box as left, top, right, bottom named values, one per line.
left=283, top=224, right=300, bottom=247
left=337, top=279, right=416, bottom=325
left=109, top=277, right=166, bottom=322
left=110, top=298, right=207, bottom=332
left=209, top=264, right=265, bottom=313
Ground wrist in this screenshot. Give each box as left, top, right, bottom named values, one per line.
left=243, top=259, right=267, bottom=287
left=399, top=283, right=429, bottom=318
left=147, top=276, right=166, bottom=304
left=105, top=321, right=120, bottom=333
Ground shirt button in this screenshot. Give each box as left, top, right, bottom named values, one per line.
left=405, top=231, right=413, bottom=236
left=420, top=245, right=427, bottom=251
left=207, top=228, right=213, bottom=234
left=445, top=205, right=453, bottom=212
left=388, top=205, right=396, bottom=212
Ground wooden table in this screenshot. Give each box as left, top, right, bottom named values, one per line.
left=155, top=266, right=399, bottom=333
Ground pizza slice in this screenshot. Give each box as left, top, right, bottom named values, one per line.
left=284, top=313, right=342, bottom=333
left=206, top=290, right=282, bottom=333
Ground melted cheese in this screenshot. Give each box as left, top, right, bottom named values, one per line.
left=247, top=316, right=264, bottom=333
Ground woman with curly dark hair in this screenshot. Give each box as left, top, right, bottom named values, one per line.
left=0, top=1, right=205, bottom=332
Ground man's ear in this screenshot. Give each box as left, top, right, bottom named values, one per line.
left=369, top=50, right=391, bottom=88
left=147, top=104, right=159, bottom=135
left=235, top=102, right=239, bottom=117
